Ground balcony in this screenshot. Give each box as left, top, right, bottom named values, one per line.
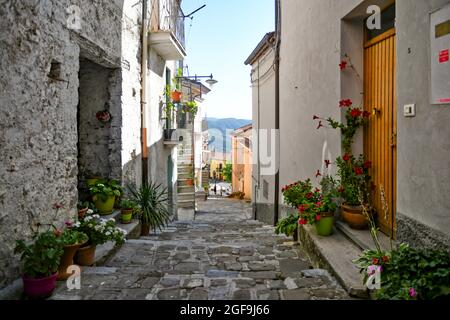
left=149, top=0, right=186, bottom=61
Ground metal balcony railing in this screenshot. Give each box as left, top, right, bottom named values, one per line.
left=151, top=0, right=185, bottom=49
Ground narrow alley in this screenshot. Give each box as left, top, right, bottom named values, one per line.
left=51, top=198, right=348, bottom=300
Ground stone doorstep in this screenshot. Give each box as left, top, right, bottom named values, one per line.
left=297, top=224, right=369, bottom=299
left=335, top=221, right=394, bottom=252
left=0, top=216, right=140, bottom=300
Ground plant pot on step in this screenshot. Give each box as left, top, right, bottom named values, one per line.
left=22, top=272, right=58, bottom=299
left=93, top=195, right=116, bottom=215
left=57, top=241, right=86, bottom=280
left=141, top=223, right=151, bottom=237
left=121, top=209, right=133, bottom=224
left=86, top=177, right=101, bottom=187
left=74, top=244, right=96, bottom=266
left=315, top=212, right=334, bottom=236
left=78, top=207, right=88, bottom=220
left=341, top=204, right=368, bottom=230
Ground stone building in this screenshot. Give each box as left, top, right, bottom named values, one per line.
left=231, top=124, right=253, bottom=200
left=247, top=0, right=450, bottom=249
left=0, top=0, right=186, bottom=291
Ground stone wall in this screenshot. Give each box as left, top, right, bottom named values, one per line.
left=0, top=0, right=143, bottom=289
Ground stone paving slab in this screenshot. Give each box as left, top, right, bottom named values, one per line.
left=51, top=199, right=349, bottom=300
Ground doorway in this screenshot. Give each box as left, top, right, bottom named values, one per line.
left=363, top=4, right=397, bottom=237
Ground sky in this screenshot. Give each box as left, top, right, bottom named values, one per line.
left=181, top=0, right=275, bottom=120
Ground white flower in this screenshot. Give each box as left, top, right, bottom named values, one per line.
left=88, top=223, right=93, bottom=228
left=109, top=218, right=115, bottom=222
left=84, top=216, right=92, bottom=222
left=93, top=214, right=100, bottom=219
left=73, top=221, right=81, bottom=228
left=106, top=231, right=111, bottom=236
left=87, top=209, right=94, bottom=214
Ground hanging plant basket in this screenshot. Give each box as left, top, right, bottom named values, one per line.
left=171, top=90, right=182, bottom=103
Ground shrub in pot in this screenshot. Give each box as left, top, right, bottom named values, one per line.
left=71, top=215, right=126, bottom=266
left=128, top=182, right=172, bottom=236
left=297, top=192, right=337, bottom=237
left=120, top=199, right=137, bottom=224
left=89, top=180, right=123, bottom=215
left=55, top=228, right=88, bottom=280
left=336, top=154, right=374, bottom=229
left=14, top=230, right=64, bottom=299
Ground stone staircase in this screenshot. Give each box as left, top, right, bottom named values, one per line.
left=177, top=126, right=195, bottom=219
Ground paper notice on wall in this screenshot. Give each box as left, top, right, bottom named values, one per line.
left=430, top=4, right=450, bottom=105
left=439, top=49, right=449, bottom=63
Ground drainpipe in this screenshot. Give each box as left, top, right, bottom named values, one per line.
left=274, top=0, right=281, bottom=226
left=141, top=0, right=149, bottom=184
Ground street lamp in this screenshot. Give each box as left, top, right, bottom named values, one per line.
left=177, top=74, right=218, bottom=88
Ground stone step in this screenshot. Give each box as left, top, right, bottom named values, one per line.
left=178, top=166, right=193, bottom=174
left=178, top=178, right=195, bottom=187
left=178, top=185, right=195, bottom=193
left=298, top=224, right=369, bottom=299
left=178, top=193, right=195, bottom=202
left=177, top=199, right=195, bottom=208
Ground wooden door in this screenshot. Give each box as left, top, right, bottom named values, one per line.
left=363, top=28, right=397, bottom=237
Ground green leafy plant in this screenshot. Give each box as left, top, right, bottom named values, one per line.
left=275, top=214, right=299, bottom=237
left=128, top=182, right=172, bottom=233
left=335, top=154, right=372, bottom=206
left=184, top=100, right=198, bottom=117
left=71, top=215, right=126, bottom=246
left=281, top=179, right=314, bottom=208
left=89, top=180, right=123, bottom=202
left=14, top=231, right=64, bottom=278
left=354, top=243, right=450, bottom=300
left=58, top=229, right=88, bottom=246
left=222, top=163, right=232, bottom=183
left=120, top=199, right=137, bottom=210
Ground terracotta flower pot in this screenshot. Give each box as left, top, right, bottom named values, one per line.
left=141, top=223, right=151, bottom=237
left=74, top=244, right=96, bottom=266
left=121, top=209, right=133, bottom=224
left=171, top=90, right=182, bottom=102
left=58, top=242, right=84, bottom=280
left=315, top=212, right=334, bottom=236
left=78, top=207, right=88, bottom=220
left=22, top=272, right=58, bottom=299
left=341, top=204, right=368, bottom=229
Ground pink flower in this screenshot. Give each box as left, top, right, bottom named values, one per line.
left=409, top=288, right=417, bottom=298
left=65, top=221, right=72, bottom=227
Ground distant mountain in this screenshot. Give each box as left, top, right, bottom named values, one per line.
left=206, top=118, right=252, bottom=154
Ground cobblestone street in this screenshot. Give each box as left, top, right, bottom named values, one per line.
left=52, top=199, right=348, bottom=300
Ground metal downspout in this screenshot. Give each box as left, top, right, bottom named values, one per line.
left=274, top=0, right=281, bottom=226
left=141, top=0, right=149, bottom=184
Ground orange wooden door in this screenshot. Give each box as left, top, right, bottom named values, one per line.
left=363, top=28, right=397, bottom=237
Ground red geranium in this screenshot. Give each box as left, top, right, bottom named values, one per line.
left=338, top=186, right=345, bottom=193
left=343, top=153, right=350, bottom=162
left=372, top=258, right=380, bottom=265
left=382, top=256, right=390, bottom=263
left=364, top=161, right=372, bottom=169
left=306, top=192, right=313, bottom=199
left=298, top=204, right=308, bottom=213
left=324, top=160, right=331, bottom=168
left=363, top=111, right=371, bottom=118
left=339, top=99, right=353, bottom=108
left=354, top=167, right=363, bottom=175
left=350, top=108, right=362, bottom=118
left=298, top=219, right=307, bottom=226
left=315, top=170, right=322, bottom=178
left=339, top=61, right=348, bottom=70
left=315, top=214, right=322, bottom=221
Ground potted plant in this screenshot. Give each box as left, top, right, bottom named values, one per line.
left=89, top=180, right=123, bottom=215
left=72, top=215, right=126, bottom=266
left=120, top=199, right=137, bottom=224
left=297, top=191, right=337, bottom=237
left=336, top=154, right=374, bottom=229
left=275, top=213, right=300, bottom=241
left=14, top=230, right=64, bottom=299
left=77, top=201, right=92, bottom=220
left=55, top=227, right=88, bottom=280
left=128, top=182, right=172, bottom=236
